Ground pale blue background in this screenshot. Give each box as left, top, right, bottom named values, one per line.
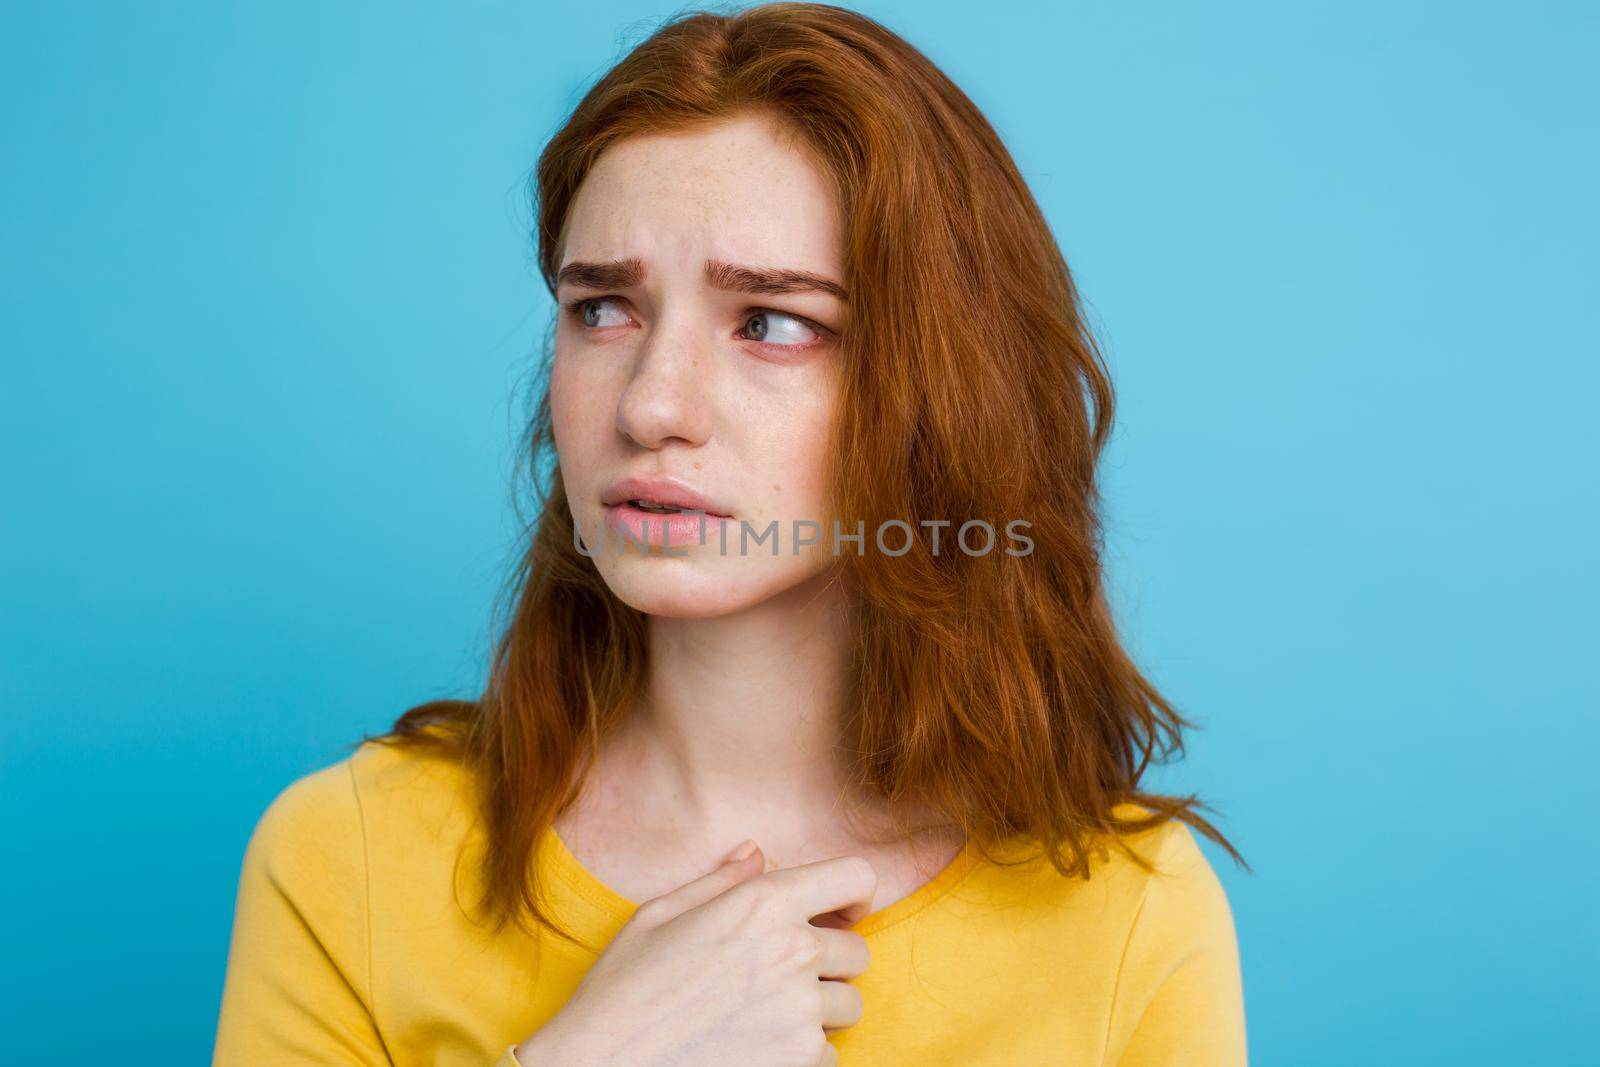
left=3, top=2, right=1595, bottom=1063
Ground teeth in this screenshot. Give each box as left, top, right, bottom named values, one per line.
left=631, top=500, right=683, bottom=513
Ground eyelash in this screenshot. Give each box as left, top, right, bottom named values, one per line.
left=560, top=296, right=833, bottom=353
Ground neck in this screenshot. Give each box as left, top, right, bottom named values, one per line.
left=594, top=568, right=877, bottom=851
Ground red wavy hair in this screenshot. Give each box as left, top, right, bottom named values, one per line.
left=371, top=1, right=1245, bottom=947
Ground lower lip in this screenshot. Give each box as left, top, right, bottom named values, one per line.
left=603, top=503, right=732, bottom=550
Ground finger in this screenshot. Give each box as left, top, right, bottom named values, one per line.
left=642, top=841, right=765, bottom=921
left=818, top=978, right=864, bottom=1030
left=811, top=925, right=870, bottom=980
left=761, top=855, right=878, bottom=926
left=813, top=1037, right=839, bottom=1066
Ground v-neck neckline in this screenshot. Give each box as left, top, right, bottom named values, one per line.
left=543, top=826, right=983, bottom=942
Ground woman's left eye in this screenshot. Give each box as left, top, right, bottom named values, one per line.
left=738, top=310, right=821, bottom=348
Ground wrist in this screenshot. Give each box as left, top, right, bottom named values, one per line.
left=513, top=1023, right=594, bottom=1067
left=511, top=1034, right=548, bottom=1066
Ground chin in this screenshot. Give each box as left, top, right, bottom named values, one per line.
left=595, top=558, right=819, bottom=620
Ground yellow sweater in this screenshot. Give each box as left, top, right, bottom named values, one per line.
left=213, top=740, right=1247, bottom=1065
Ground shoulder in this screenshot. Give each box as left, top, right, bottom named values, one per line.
left=972, top=804, right=1237, bottom=948
left=1104, top=804, right=1238, bottom=950
left=243, top=752, right=363, bottom=877
left=979, top=804, right=1238, bottom=967
left=242, top=739, right=475, bottom=885
left=1116, top=804, right=1230, bottom=885
left=225, top=754, right=373, bottom=981
left=1098, top=806, right=1243, bottom=1039
left=1100, top=807, right=1248, bottom=1063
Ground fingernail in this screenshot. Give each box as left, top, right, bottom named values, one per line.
left=729, top=839, right=758, bottom=862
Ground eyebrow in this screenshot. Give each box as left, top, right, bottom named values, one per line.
left=705, top=259, right=848, bottom=300
left=555, top=257, right=847, bottom=301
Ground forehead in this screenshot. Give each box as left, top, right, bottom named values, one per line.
left=560, top=112, right=843, bottom=278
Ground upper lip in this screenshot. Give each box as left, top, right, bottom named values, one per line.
left=601, top=474, right=732, bottom=517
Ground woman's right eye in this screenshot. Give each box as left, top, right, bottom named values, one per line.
left=565, top=296, right=632, bottom=329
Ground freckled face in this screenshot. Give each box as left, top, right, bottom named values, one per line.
left=548, top=112, right=847, bottom=619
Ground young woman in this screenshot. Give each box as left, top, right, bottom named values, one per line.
left=214, top=4, right=1248, bottom=1064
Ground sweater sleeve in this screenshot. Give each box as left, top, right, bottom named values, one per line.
left=1106, top=822, right=1249, bottom=1067
left=212, top=758, right=393, bottom=1065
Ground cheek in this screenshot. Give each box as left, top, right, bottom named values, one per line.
left=549, top=349, right=599, bottom=458
left=549, top=355, right=606, bottom=513
left=755, top=380, right=837, bottom=521
left=548, top=358, right=572, bottom=446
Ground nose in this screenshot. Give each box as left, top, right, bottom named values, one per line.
left=614, top=315, right=713, bottom=450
